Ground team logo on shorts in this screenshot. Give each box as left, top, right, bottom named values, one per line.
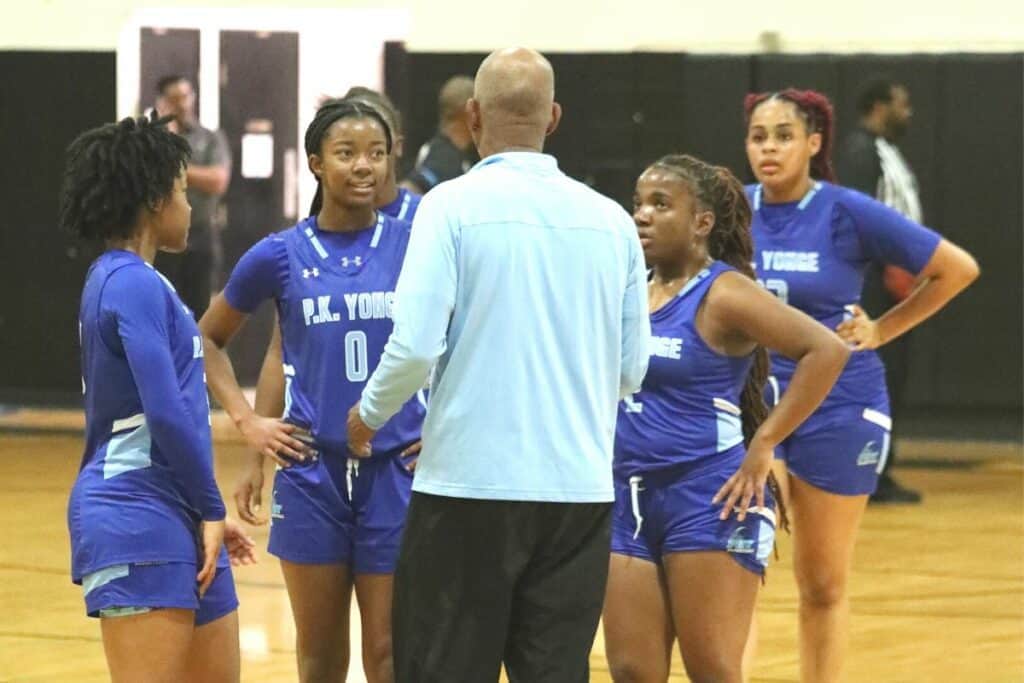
left=856, top=440, right=882, bottom=466
left=726, top=527, right=755, bottom=554
left=271, top=490, right=284, bottom=520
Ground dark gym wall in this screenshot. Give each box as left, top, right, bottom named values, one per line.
left=0, top=48, right=1019, bottom=421
left=0, top=51, right=114, bottom=404
left=386, top=49, right=1023, bottom=417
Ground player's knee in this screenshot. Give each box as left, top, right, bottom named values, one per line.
left=296, top=644, right=349, bottom=683
left=797, top=570, right=847, bottom=609
left=608, top=655, right=666, bottom=683
left=363, top=633, right=394, bottom=676
left=683, top=655, right=743, bottom=683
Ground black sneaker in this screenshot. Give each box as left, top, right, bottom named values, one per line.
left=870, top=474, right=922, bottom=504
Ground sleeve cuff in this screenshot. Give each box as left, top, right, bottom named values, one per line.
left=359, top=400, right=389, bottom=431
left=201, top=507, right=227, bottom=522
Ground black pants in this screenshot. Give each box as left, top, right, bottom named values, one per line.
left=393, top=493, right=612, bottom=683
left=154, top=247, right=213, bottom=320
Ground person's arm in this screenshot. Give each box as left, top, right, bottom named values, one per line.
left=838, top=240, right=979, bottom=349
left=836, top=196, right=981, bottom=349
left=198, top=239, right=309, bottom=461
left=108, top=267, right=227, bottom=522
left=348, top=192, right=458, bottom=453
left=186, top=165, right=229, bottom=196
left=186, top=130, right=231, bottom=196
left=233, top=320, right=292, bottom=525
left=256, top=321, right=287, bottom=418
left=708, top=272, right=850, bottom=516
left=619, top=221, right=651, bottom=397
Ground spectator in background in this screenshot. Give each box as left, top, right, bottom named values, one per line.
left=154, top=75, right=231, bottom=319
left=837, top=76, right=923, bottom=504
left=402, top=75, right=477, bottom=193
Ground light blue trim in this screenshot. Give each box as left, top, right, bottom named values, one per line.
left=797, top=182, right=823, bottom=209
left=103, top=422, right=152, bottom=479
left=876, top=430, right=892, bottom=474
left=369, top=214, right=385, bottom=248
left=756, top=518, right=775, bottom=565
left=99, top=606, right=153, bottom=618
left=716, top=410, right=744, bottom=453
left=767, top=376, right=781, bottom=407
left=397, top=192, right=412, bottom=220
left=282, top=363, right=295, bottom=419
left=304, top=226, right=329, bottom=259
left=676, top=267, right=712, bottom=298
left=83, top=564, right=130, bottom=596
left=753, top=181, right=821, bottom=211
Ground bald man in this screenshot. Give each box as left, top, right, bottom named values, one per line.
left=348, top=48, right=650, bottom=681
left=402, top=74, right=477, bottom=194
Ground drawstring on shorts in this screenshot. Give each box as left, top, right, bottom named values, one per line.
left=628, top=475, right=644, bottom=539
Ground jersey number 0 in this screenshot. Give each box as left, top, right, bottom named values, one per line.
left=344, top=331, right=368, bottom=382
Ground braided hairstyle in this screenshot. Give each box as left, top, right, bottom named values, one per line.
left=744, top=89, right=836, bottom=183
left=305, top=98, right=393, bottom=216
left=648, top=154, right=788, bottom=530
left=59, top=115, right=190, bottom=241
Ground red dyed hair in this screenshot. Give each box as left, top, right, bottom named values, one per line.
left=744, top=89, right=836, bottom=183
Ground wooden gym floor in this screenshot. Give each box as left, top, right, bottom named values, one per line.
left=0, top=424, right=1021, bottom=682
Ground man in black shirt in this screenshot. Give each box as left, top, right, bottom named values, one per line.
left=837, top=77, right=923, bottom=504
left=403, top=75, right=477, bottom=193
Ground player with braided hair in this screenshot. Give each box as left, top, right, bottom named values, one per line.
left=63, top=115, right=252, bottom=682
left=745, top=89, right=979, bottom=682
left=603, top=153, right=849, bottom=683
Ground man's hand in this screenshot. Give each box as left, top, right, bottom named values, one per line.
left=346, top=402, right=376, bottom=458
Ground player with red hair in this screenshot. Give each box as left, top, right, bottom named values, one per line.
left=744, top=88, right=979, bottom=682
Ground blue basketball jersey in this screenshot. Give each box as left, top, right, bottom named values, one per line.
left=380, top=187, right=421, bottom=222
left=749, top=182, right=940, bottom=407
left=614, top=261, right=753, bottom=476
left=70, top=251, right=225, bottom=582
left=224, top=213, right=424, bottom=456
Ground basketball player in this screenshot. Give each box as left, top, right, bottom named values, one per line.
left=233, top=90, right=426, bottom=528
left=603, top=154, right=848, bottom=683
left=61, top=115, right=242, bottom=683
left=744, top=89, right=979, bottom=682
left=198, top=99, right=423, bottom=683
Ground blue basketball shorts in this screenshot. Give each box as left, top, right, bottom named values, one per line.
left=82, top=560, right=237, bottom=626
left=776, top=397, right=892, bottom=496
left=611, top=447, right=777, bottom=576
left=268, top=450, right=414, bottom=573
